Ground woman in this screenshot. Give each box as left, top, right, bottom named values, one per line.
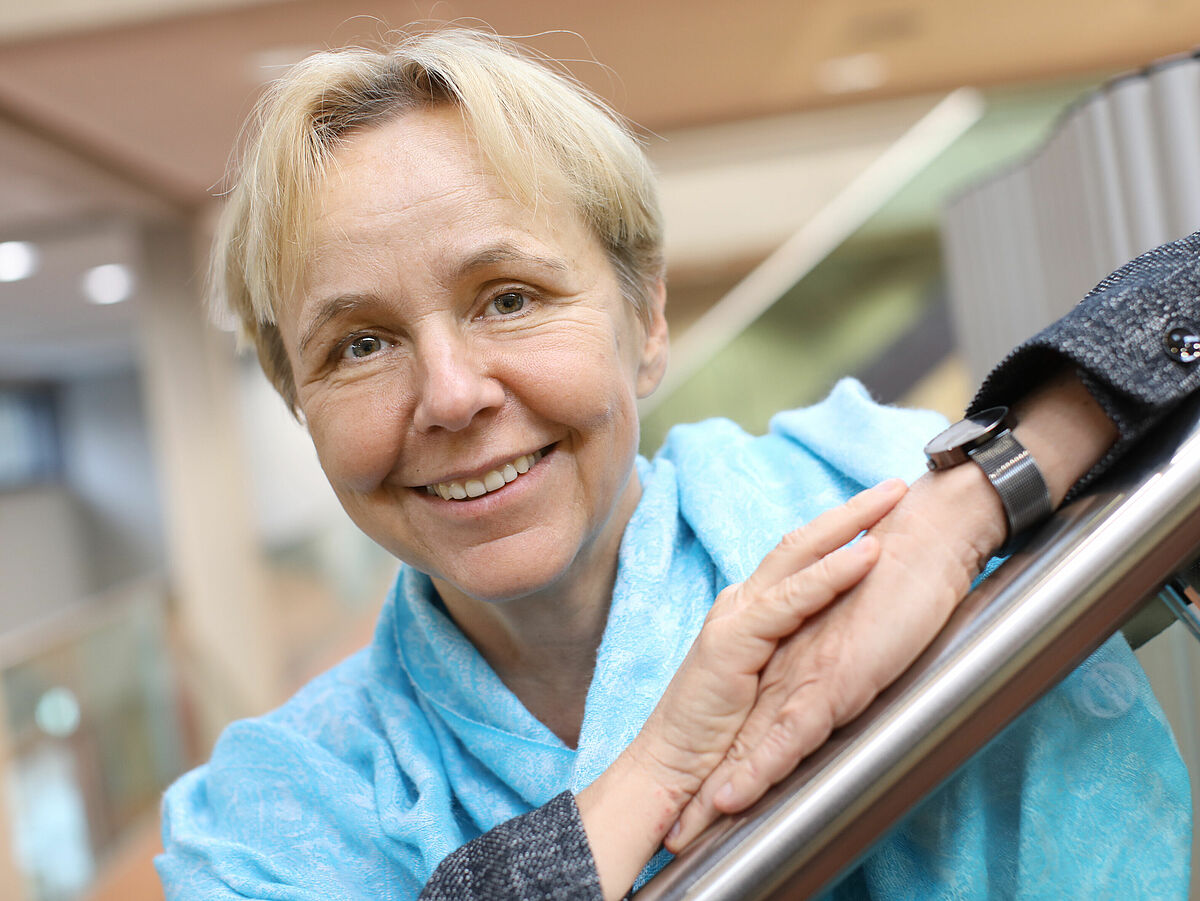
left=158, top=29, right=1192, bottom=899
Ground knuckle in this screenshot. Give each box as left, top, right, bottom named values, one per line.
left=725, top=704, right=776, bottom=762
left=776, top=526, right=817, bottom=559
left=765, top=712, right=800, bottom=750
left=693, top=623, right=725, bottom=657
left=730, top=746, right=765, bottom=785
left=753, top=720, right=808, bottom=782
left=708, top=583, right=743, bottom=617
left=808, top=554, right=838, bottom=587
left=727, top=734, right=754, bottom=764
left=812, top=620, right=851, bottom=673
left=781, top=560, right=837, bottom=607
left=782, top=700, right=834, bottom=755
left=757, top=581, right=788, bottom=615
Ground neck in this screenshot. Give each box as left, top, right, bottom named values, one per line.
left=435, top=560, right=617, bottom=748
left=432, top=480, right=639, bottom=749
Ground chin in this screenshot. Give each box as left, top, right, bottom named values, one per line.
left=439, top=554, right=577, bottom=605
left=412, top=511, right=603, bottom=603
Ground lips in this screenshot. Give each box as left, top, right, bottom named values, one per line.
left=424, top=448, right=546, bottom=500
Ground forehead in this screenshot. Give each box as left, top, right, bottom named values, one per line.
left=282, top=107, right=618, bottom=349
left=316, top=107, right=482, bottom=220
left=305, top=108, right=586, bottom=269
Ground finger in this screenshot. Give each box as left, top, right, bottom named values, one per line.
left=668, top=619, right=847, bottom=851
left=676, top=539, right=883, bottom=844
left=710, top=613, right=860, bottom=818
left=744, top=478, right=906, bottom=590
left=712, top=699, right=835, bottom=811
left=666, top=680, right=837, bottom=852
left=665, top=673, right=796, bottom=852
left=737, top=535, right=879, bottom=643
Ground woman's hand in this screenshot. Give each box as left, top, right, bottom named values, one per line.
left=664, top=462, right=1004, bottom=850
left=665, top=368, right=1120, bottom=852
left=576, top=478, right=906, bottom=900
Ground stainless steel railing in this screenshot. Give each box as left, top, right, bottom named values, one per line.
left=637, top=392, right=1200, bottom=901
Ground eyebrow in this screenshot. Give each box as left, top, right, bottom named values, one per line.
left=297, top=244, right=571, bottom=356
left=297, top=293, right=377, bottom=357
left=455, top=244, right=570, bottom=279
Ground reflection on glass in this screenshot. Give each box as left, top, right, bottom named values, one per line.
left=6, top=743, right=94, bottom=900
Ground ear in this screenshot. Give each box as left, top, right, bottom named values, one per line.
left=636, top=278, right=669, bottom=399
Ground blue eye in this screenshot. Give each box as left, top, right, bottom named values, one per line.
left=343, top=335, right=388, bottom=360
left=491, top=292, right=525, bottom=315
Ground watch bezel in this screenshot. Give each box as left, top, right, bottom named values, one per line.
left=924, top=406, right=1014, bottom=470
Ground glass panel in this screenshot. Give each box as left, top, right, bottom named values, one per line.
left=1, top=583, right=186, bottom=901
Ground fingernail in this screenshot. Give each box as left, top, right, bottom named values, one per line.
left=666, top=821, right=681, bottom=843
left=853, top=535, right=877, bottom=555
left=874, top=477, right=905, bottom=493
left=714, top=782, right=735, bottom=806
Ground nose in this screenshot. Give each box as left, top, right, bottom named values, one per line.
left=412, top=331, right=504, bottom=432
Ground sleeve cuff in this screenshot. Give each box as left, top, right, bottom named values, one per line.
left=968, top=232, right=1200, bottom=500
left=420, top=791, right=603, bottom=901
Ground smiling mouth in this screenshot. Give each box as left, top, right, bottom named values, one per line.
left=424, top=447, right=549, bottom=501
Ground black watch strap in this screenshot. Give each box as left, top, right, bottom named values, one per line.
left=966, top=429, right=1053, bottom=537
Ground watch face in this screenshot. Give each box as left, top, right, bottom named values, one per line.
left=925, top=407, right=1009, bottom=457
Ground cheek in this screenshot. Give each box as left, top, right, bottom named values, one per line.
left=539, top=348, right=643, bottom=481
left=528, top=315, right=644, bottom=411
left=303, top=383, right=406, bottom=495
left=527, top=339, right=638, bottom=429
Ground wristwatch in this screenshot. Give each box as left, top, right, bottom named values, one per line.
left=923, top=406, right=1053, bottom=539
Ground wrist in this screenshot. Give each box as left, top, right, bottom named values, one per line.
left=1009, top=369, right=1118, bottom=505
left=576, top=737, right=696, bottom=900
left=917, top=462, right=1008, bottom=565
left=924, top=406, right=1052, bottom=544
left=583, top=731, right=697, bottom=837
left=928, top=368, right=1117, bottom=550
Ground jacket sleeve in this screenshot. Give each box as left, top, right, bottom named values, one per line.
left=419, top=792, right=604, bottom=901
left=969, top=231, right=1200, bottom=497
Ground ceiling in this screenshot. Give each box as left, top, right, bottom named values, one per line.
left=0, top=0, right=1198, bottom=381
left=1, top=0, right=1198, bottom=221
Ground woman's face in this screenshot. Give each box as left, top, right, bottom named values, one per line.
left=277, top=107, right=667, bottom=606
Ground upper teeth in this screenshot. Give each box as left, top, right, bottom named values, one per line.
left=426, top=450, right=544, bottom=500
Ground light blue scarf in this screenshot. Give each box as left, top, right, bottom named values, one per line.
left=159, top=380, right=1191, bottom=899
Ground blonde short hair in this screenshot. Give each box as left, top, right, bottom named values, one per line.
left=211, top=28, right=665, bottom=413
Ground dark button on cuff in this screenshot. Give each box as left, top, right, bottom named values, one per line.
left=1164, top=324, right=1200, bottom=364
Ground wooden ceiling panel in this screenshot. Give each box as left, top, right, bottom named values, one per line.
left=0, top=0, right=1195, bottom=216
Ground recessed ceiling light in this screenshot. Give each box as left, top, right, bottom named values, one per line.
left=816, top=53, right=888, bottom=94
left=82, top=263, right=135, bottom=305
left=0, top=241, right=38, bottom=282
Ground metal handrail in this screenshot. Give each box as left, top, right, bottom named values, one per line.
left=637, top=393, right=1200, bottom=900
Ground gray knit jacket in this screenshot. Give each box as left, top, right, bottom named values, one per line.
left=420, top=232, right=1200, bottom=901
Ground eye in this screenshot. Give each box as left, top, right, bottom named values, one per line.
left=342, top=334, right=390, bottom=360
left=488, top=292, right=526, bottom=316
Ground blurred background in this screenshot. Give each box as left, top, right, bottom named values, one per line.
left=0, top=1, right=1198, bottom=898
